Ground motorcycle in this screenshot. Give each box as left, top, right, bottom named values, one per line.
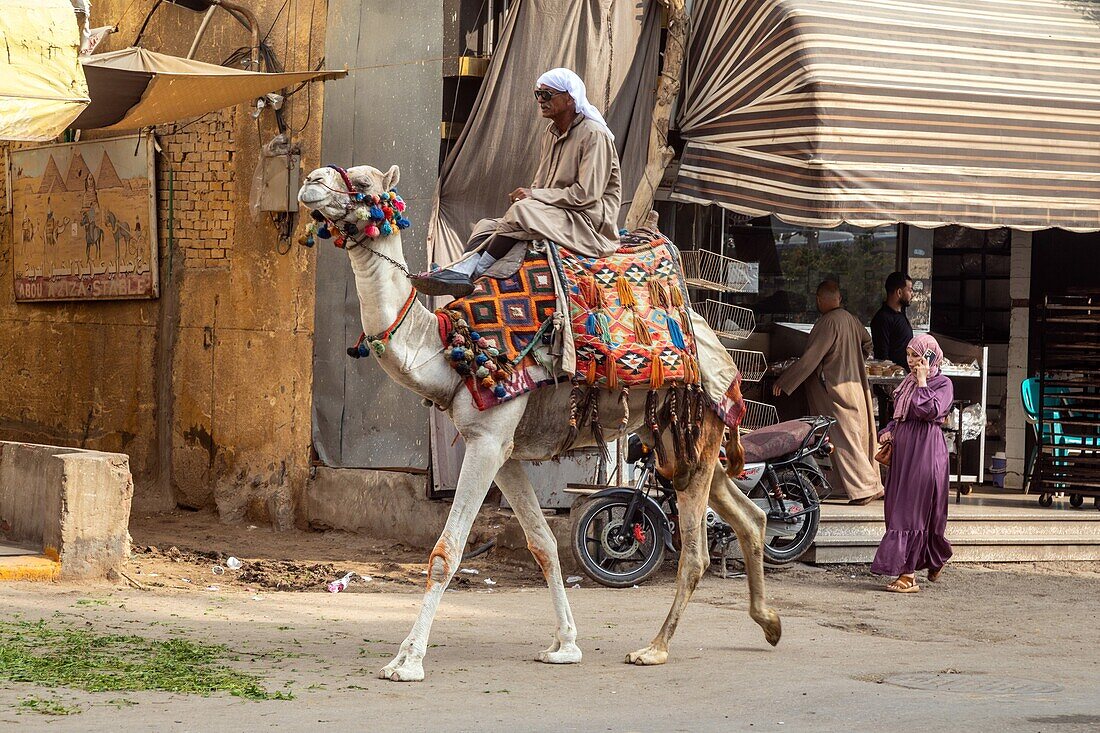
left=570, top=417, right=836, bottom=588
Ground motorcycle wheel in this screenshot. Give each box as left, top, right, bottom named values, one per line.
left=570, top=496, right=667, bottom=588
left=753, top=465, right=822, bottom=566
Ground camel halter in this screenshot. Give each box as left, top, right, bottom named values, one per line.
left=302, top=165, right=411, bottom=253
left=305, top=166, right=418, bottom=358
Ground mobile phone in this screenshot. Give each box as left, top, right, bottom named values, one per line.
left=922, top=348, right=936, bottom=363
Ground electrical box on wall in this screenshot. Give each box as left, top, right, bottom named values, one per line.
left=256, top=153, right=301, bottom=212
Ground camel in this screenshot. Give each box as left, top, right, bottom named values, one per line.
left=297, top=163, right=781, bottom=682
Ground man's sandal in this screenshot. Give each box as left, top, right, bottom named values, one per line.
left=927, top=566, right=945, bottom=582
left=885, top=576, right=919, bottom=593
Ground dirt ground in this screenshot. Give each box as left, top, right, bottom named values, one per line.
left=124, top=508, right=546, bottom=593
left=2, top=511, right=1100, bottom=732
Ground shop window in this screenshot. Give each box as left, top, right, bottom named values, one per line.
left=717, top=215, right=898, bottom=325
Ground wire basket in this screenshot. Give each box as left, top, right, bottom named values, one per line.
left=728, top=349, right=767, bottom=382
left=691, top=299, right=755, bottom=341
left=739, top=400, right=779, bottom=433
left=680, top=249, right=754, bottom=293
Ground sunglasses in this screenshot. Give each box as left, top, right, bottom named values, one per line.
left=533, top=89, right=566, bottom=102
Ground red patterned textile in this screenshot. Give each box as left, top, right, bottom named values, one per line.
left=438, top=247, right=560, bottom=409
left=556, top=236, right=700, bottom=390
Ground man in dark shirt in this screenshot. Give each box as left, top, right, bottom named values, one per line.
left=871, top=271, right=914, bottom=368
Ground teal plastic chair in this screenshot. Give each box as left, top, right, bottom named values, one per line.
left=1021, top=377, right=1097, bottom=505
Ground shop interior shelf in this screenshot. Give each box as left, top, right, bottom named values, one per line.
left=728, top=349, right=767, bottom=382
left=680, top=250, right=754, bottom=293
left=691, top=299, right=756, bottom=341
left=739, top=400, right=779, bottom=433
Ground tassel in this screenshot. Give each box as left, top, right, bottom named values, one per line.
left=648, top=279, right=665, bottom=309
left=667, top=315, right=687, bottom=350
left=607, top=356, right=618, bottom=390
left=585, top=312, right=600, bottom=336
left=650, top=352, right=665, bottom=389
left=618, top=387, right=630, bottom=432
left=597, top=312, right=614, bottom=345
left=616, top=277, right=636, bottom=308
left=633, top=313, right=652, bottom=346
left=586, top=359, right=597, bottom=385
left=579, top=276, right=605, bottom=310
left=669, top=282, right=684, bottom=307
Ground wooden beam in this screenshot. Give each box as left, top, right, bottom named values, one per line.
left=625, top=0, right=688, bottom=231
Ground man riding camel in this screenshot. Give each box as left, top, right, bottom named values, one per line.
left=412, top=67, right=621, bottom=298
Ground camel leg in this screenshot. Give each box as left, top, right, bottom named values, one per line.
left=379, top=406, right=521, bottom=682
left=626, top=427, right=721, bottom=666
left=707, top=469, right=782, bottom=646
left=494, top=459, right=581, bottom=664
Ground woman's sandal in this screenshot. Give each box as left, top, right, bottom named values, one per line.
left=885, top=576, right=920, bottom=593
left=927, top=566, right=945, bottom=583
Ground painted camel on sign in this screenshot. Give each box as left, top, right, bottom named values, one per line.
left=297, top=164, right=781, bottom=682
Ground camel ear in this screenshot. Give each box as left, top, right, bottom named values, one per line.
left=381, top=165, right=400, bottom=191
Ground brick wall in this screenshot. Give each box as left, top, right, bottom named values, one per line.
left=160, top=113, right=236, bottom=269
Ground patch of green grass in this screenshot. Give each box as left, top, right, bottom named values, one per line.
left=73, top=599, right=109, bottom=607
left=0, top=621, right=287, bottom=702
left=19, top=695, right=80, bottom=716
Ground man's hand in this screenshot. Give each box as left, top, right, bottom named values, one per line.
left=508, top=187, right=531, bottom=204
left=772, top=383, right=783, bottom=397
left=879, top=430, right=892, bottom=444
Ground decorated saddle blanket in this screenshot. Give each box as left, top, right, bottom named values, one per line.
left=436, top=232, right=708, bottom=413
left=436, top=246, right=563, bottom=410
left=556, top=234, right=700, bottom=390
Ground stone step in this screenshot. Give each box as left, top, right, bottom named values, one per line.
left=811, top=542, right=1100, bottom=564
left=816, top=521, right=1100, bottom=544
left=811, top=501, right=1100, bottom=563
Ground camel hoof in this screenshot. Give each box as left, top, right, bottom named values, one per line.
left=762, top=611, right=782, bottom=647
left=378, top=659, right=424, bottom=682
left=538, top=644, right=582, bottom=664
left=625, top=646, right=668, bottom=666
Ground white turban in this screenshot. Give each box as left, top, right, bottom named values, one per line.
left=536, top=67, right=615, bottom=141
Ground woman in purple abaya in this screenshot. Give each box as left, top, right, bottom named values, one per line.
left=871, top=334, right=954, bottom=593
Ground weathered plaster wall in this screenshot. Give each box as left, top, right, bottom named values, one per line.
left=0, top=0, right=326, bottom=526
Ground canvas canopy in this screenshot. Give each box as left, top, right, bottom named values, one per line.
left=673, top=0, right=1100, bottom=232
left=0, top=0, right=90, bottom=141
left=72, top=47, right=346, bottom=131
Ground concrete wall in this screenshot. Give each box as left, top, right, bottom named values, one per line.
left=0, top=0, right=326, bottom=526
left=0, top=441, right=133, bottom=578
left=306, top=468, right=449, bottom=548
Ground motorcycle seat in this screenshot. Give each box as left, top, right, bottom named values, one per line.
left=740, top=420, right=814, bottom=464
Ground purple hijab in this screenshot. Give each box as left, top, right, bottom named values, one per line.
left=892, top=334, right=943, bottom=422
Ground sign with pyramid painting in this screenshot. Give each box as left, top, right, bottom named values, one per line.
left=9, top=134, right=158, bottom=301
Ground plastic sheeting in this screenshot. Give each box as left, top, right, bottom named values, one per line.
left=0, top=0, right=89, bottom=141
left=427, top=0, right=660, bottom=267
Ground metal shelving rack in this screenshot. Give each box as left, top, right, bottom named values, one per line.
left=684, top=252, right=771, bottom=431
left=1035, top=296, right=1100, bottom=508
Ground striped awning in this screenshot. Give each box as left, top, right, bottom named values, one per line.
left=672, top=0, right=1100, bottom=232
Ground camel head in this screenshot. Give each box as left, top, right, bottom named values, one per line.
left=297, top=164, right=410, bottom=251
left=298, top=164, right=400, bottom=220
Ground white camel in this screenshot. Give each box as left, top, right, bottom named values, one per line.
left=298, top=163, right=781, bottom=682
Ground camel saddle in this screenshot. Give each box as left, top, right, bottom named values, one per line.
left=436, top=230, right=702, bottom=411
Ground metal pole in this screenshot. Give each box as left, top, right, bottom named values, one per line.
left=186, top=6, right=218, bottom=59
left=216, top=0, right=260, bottom=70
